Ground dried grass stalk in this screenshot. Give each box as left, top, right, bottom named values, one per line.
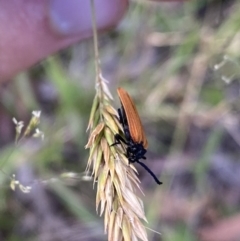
left=86, top=1, right=149, bottom=240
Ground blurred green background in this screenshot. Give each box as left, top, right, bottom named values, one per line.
left=1, top=0, right=240, bottom=240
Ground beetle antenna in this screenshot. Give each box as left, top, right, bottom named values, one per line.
left=136, top=161, right=162, bottom=185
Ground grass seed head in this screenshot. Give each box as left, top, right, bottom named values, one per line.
left=86, top=84, right=148, bottom=241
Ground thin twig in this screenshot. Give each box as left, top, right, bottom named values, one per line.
left=90, top=0, right=104, bottom=103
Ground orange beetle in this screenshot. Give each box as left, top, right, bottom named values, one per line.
left=112, top=87, right=162, bottom=185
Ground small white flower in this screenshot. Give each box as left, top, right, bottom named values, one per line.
left=19, top=184, right=32, bottom=193
left=33, top=128, right=44, bottom=140
left=32, top=110, right=41, bottom=118
left=61, top=172, right=78, bottom=179
left=81, top=175, right=92, bottom=181
left=221, top=75, right=235, bottom=84
left=10, top=174, right=19, bottom=191
left=12, top=118, right=24, bottom=134
left=12, top=118, right=18, bottom=125
left=10, top=175, right=31, bottom=193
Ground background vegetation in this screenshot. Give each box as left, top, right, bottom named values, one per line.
left=1, top=0, right=240, bottom=240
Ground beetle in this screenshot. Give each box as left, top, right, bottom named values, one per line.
left=112, top=87, right=162, bottom=185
